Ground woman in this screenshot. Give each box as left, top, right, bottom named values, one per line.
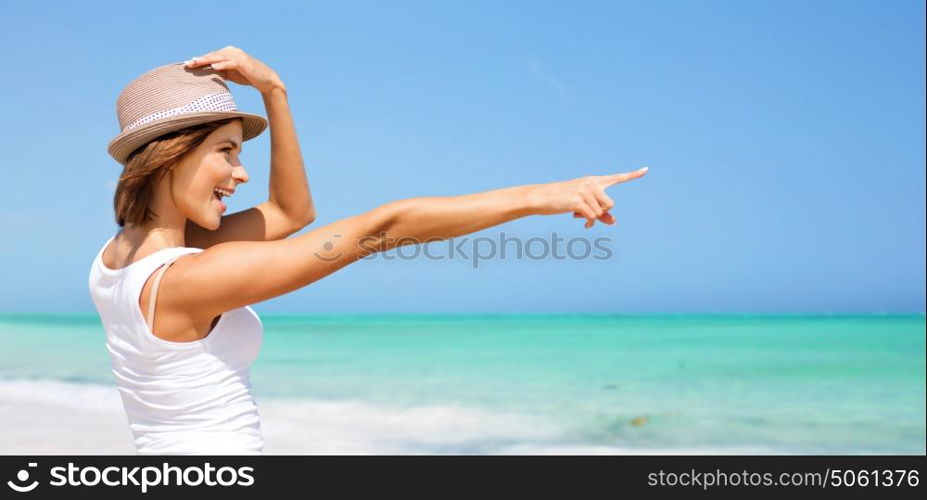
left=89, top=46, right=648, bottom=455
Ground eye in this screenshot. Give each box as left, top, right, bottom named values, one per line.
left=222, top=147, right=233, bottom=154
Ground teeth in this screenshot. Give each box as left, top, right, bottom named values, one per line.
left=214, top=188, right=232, bottom=198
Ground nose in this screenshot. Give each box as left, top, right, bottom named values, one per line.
left=232, top=165, right=249, bottom=185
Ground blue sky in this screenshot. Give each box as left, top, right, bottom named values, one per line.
left=0, top=0, right=923, bottom=313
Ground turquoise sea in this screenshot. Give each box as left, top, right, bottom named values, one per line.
left=0, top=314, right=924, bottom=454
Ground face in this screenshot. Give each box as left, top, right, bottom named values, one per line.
left=167, top=120, right=248, bottom=230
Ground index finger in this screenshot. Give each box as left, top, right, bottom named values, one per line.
left=595, top=166, right=649, bottom=188
left=184, top=48, right=231, bottom=67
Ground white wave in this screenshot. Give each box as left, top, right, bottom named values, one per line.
left=0, top=378, right=125, bottom=411
left=0, top=379, right=133, bottom=454
left=0, top=378, right=757, bottom=455
left=258, top=397, right=565, bottom=454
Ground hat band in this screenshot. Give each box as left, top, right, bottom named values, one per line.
left=122, top=92, right=239, bottom=132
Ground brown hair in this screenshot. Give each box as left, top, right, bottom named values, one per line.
left=113, top=118, right=238, bottom=227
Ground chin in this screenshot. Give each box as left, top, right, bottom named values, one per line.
left=189, top=214, right=221, bottom=231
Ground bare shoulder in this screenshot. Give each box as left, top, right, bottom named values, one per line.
left=139, top=254, right=223, bottom=343
left=154, top=239, right=282, bottom=322
left=157, top=211, right=387, bottom=323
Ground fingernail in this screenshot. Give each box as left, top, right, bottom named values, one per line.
left=640, top=166, right=649, bottom=172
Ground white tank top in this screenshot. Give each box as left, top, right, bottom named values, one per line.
left=87, top=235, right=264, bottom=455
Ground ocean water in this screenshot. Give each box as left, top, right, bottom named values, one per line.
left=0, top=314, right=924, bottom=454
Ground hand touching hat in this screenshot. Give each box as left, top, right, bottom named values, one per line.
left=183, top=46, right=285, bottom=95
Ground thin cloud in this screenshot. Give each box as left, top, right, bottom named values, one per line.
left=528, top=57, right=569, bottom=99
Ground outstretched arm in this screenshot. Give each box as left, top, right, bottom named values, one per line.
left=163, top=168, right=648, bottom=322
left=372, top=167, right=648, bottom=248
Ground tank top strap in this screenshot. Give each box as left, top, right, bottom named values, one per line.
left=146, top=254, right=183, bottom=333
left=130, top=247, right=203, bottom=333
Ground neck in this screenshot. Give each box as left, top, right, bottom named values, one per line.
left=120, top=223, right=186, bottom=249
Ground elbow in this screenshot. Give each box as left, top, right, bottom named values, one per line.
left=302, top=209, right=317, bottom=226
left=286, top=210, right=317, bottom=235
left=297, top=202, right=318, bottom=226
left=365, top=200, right=404, bottom=250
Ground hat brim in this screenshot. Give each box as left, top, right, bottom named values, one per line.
left=108, top=111, right=268, bottom=165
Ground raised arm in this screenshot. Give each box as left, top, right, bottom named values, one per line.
left=163, top=168, right=648, bottom=323
left=184, top=47, right=316, bottom=249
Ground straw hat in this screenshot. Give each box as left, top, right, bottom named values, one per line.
left=107, top=61, right=268, bottom=165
